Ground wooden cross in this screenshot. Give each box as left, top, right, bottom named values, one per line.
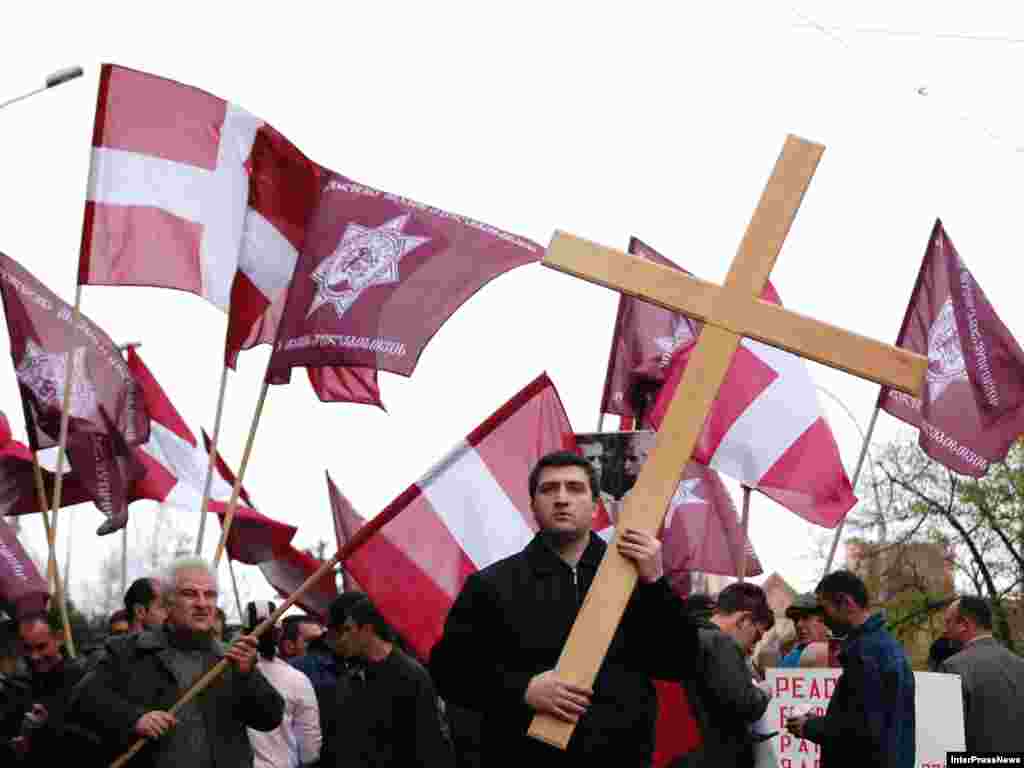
left=528, top=135, right=928, bottom=749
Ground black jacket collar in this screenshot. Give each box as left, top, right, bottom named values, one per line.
left=525, top=531, right=606, bottom=574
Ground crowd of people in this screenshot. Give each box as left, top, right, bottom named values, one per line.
left=1, top=449, right=1022, bottom=767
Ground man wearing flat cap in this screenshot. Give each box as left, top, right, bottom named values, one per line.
left=779, top=594, right=831, bottom=668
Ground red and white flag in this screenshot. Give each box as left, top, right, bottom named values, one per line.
left=644, top=256, right=855, bottom=529
left=79, top=64, right=382, bottom=407
left=126, top=350, right=296, bottom=557
left=325, top=471, right=364, bottom=592
left=258, top=545, right=338, bottom=620
left=879, top=220, right=1024, bottom=476
left=334, top=372, right=572, bottom=659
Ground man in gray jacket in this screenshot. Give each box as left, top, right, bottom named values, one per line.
left=671, top=583, right=775, bottom=768
left=939, top=595, right=1024, bottom=754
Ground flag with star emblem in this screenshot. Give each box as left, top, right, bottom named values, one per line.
left=265, top=172, right=542, bottom=384
left=0, top=252, right=150, bottom=457
left=662, top=462, right=762, bottom=583
left=878, top=220, right=1024, bottom=477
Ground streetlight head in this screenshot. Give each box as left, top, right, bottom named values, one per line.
left=45, top=66, right=83, bottom=88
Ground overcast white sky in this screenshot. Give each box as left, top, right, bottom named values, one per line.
left=4, top=2, right=1024, bottom=616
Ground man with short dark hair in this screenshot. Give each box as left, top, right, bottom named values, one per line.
left=430, top=450, right=698, bottom=767
left=280, top=615, right=324, bottom=661
left=124, top=577, right=168, bottom=634
left=939, top=595, right=1024, bottom=753
left=330, top=596, right=453, bottom=767
left=75, top=556, right=283, bottom=768
left=291, top=592, right=366, bottom=768
left=9, top=612, right=98, bottom=766
left=671, top=583, right=775, bottom=768
left=786, top=570, right=915, bottom=768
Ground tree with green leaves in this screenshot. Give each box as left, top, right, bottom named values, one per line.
left=845, top=437, right=1023, bottom=654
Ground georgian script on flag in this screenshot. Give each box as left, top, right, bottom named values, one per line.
left=266, top=174, right=541, bottom=382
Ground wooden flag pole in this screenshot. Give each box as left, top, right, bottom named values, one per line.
left=212, top=379, right=270, bottom=567
left=42, top=284, right=83, bottom=657
left=110, top=495, right=412, bottom=768
left=737, top=485, right=752, bottom=583
left=31, top=453, right=75, bottom=656
left=194, top=364, right=230, bottom=555
left=822, top=404, right=881, bottom=575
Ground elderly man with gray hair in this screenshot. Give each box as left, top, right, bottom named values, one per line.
left=74, top=556, right=284, bottom=768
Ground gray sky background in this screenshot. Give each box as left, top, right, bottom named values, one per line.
left=3, top=2, right=1024, bottom=615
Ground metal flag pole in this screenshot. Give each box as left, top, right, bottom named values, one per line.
left=737, top=485, right=752, bottom=583
left=0, top=66, right=83, bottom=111
left=822, top=404, right=882, bottom=575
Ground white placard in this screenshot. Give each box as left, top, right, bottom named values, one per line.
left=753, top=668, right=964, bottom=768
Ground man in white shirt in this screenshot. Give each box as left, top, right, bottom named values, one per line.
left=246, top=602, right=322, bottom=768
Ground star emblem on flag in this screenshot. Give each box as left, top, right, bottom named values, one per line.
left=307, top=214, right=431, bottom=319
left=925, top=298, right=968, bottom=400
left=654, top=315, right=694, bottom=368
left=15, top=342, right=98, bottom=420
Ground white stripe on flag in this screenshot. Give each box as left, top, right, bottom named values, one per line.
left=418, top=440, right=535, bottom=569
left=141, top=423, right=234, bottom=503
left=711, top=339, right=820, bottom=482
left=89, top=148, right=209, bottom=220
left=239, top=209, right=299, bottom=299
left=87, top=104, right=262, bottom=310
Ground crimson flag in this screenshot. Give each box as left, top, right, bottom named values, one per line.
left=0, top=412, right=92, bottom=518
left=878, top=220, right=1024, bottom=476
left=0, top=253, right=149, bottom=453
left=0, top=517, right=48, bottom=617
left=265, top=173, right=542, bottom=384
left=257, top=545, right=338, bottom=620
left=600, top=238, right=698, bottom=421
left=661, top=462, right=762, bottom=585
left=307, top=366, right=384, bottom=410
left=211, top=500, right=296, bottom=565
left=325, top=470, right=364, bottom=592
left=66, top=406, right=146, bottom=535
left=644, top=242, right=855, bottom=528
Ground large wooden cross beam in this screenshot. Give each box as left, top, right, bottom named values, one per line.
left=528, top=135, right=928, bottom=749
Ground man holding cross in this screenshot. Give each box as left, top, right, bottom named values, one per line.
left=523, top=134, right=926, bottom=753
left=429, top=450, right=698, bottom=767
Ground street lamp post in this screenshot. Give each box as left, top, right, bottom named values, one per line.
left=814, top=385, right=884, bottom=574
left=0, top=66, right=83, bottom=111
